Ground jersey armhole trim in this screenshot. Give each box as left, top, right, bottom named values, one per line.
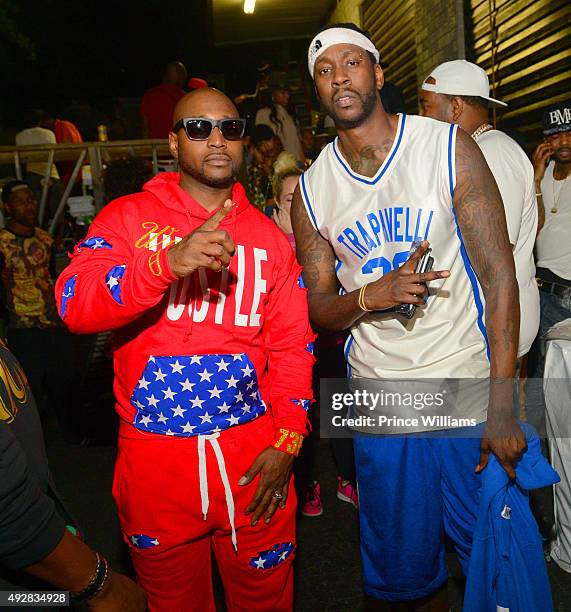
left=300, top=173, right=328, bottom=242
left=447, top=123, right=457, bottom=199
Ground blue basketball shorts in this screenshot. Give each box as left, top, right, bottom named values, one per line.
left=354, top=425, right=483, bottom=601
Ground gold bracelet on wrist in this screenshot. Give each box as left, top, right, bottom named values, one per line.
left=358, top=283, right=371, bottom=312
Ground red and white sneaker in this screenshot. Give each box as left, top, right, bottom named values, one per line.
left=336, top=476, right=358, bottom=510
left=300, top=482, right=323, bottom=517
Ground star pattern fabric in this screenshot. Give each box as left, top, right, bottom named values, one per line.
left=105, top=264, right=126, bottom=304
left=78, top=236, right=112, bottom=251
left=291, top=399, right=311, bottom=412
left=131, top=353, right=266, bottom=437
left=127, top=533, right=160, bottom=549
left=60, top=275, right=77, bottom=319
left=249, top=542, right=295, bottom=570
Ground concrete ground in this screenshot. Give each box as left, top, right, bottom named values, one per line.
left=43, top=414, right=571, bottom=611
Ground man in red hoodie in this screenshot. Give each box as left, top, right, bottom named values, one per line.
left=55, top=88, right=314, bottom=612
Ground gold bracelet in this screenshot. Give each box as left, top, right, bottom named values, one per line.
left=358, top=283, right=371, bottom=312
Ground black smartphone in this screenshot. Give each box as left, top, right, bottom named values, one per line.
left=395, top=241, right=434, bottom=319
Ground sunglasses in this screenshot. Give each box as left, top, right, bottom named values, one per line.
left=172, top=117, right=246, bottom=141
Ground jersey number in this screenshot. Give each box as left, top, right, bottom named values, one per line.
left=361, top=250, right=409, bottom=276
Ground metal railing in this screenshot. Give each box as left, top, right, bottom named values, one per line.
left=0, top=139, right=173, bottom=234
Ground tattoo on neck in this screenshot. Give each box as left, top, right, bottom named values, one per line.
left=340, top=139, right=394, bottom=178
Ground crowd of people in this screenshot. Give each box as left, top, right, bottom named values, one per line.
left=1, top=19, right=570, bottom=612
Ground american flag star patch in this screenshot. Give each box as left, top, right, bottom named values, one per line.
left=131, top=353, right=266, bottom=437
left=128, top=533, right=160, bottom=549
left=249, top=542, right=295, bottom=569
left=291, top=399, right=311, bottom=411
left=78, top=236, right=112, bottom=251
left=60, top=275, right=77, bottom=319
left=105, top=264, right=126, bottom=304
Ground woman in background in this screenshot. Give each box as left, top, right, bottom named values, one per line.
left=271, top=153, right=358, bottom=518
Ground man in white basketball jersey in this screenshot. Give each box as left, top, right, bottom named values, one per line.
left=419, top=59, right=539, bottom=361
left=291, top=24, right=526, bottom=609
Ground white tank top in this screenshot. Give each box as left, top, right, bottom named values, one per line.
left=301, top=114, right=490, bottom=381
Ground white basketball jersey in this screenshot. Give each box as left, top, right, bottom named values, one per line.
left=301, top=114, right=489, bottom=381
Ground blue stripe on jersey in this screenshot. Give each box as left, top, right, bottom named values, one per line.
left=332, top=114, right=407, bottom=186
left=344, top=334, right=354, bottom=378
left=300, top=173, right=319, bottom=230
left=447, top=124, right=457, bottom=197
left=448, top=127, right=490, bottom=360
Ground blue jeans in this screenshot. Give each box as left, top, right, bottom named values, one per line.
left=525, top=290, right=571, bottom=435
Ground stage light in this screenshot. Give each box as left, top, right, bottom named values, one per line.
left=244, top=0, right=255, bottom=14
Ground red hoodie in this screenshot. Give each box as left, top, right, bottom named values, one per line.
left=55, top=173, right=314, bottom=444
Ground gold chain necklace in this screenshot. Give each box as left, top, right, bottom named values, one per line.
left=551, top=172, right=569, bottom=214
left=471, top=123, right=494, bottom=140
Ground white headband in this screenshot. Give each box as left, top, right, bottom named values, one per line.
left=307, top=28, right=380, bottom=78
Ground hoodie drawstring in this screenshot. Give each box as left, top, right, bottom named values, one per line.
left=197, top=432, right=237, bottom=551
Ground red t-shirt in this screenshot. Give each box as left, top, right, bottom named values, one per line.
left=140, top=84, right=185, bottom=138
left=53, top=119, right=82, bottom=144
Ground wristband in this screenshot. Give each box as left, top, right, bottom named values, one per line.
left=358, top=283, right=372, bottom=312
left=536, top=192, right=543, bottom=197
left=70, top=552, right=109, bottom=603
left=273, top=428, right=304, bottom=456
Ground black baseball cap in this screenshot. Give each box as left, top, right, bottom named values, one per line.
left=542, top=101, right=571, bottom=135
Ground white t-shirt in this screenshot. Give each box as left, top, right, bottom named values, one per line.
left=255, top=105, right=304, bottom=161
left=536, top=162, right=571, bottom=281
left=478, top=129, right=539, bottom=357
left=15, top=127, right=60, bottom=179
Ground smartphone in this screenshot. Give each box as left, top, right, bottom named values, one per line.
left=395, top=240, right=434, bottom=319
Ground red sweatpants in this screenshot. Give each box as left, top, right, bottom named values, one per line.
left=112, top=415, right=296, bottom=612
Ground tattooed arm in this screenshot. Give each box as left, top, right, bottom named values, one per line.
left=290, top=186, right=450, bottom=331
left=453, top=128, right=526, bottom=478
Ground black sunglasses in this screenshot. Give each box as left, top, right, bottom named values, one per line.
left=172, top=117, right=246, bottom=141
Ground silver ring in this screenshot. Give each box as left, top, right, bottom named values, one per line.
left=272, top=491, right=284, bottom=500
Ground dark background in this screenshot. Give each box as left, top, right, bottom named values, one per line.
left=1, top=0, right=312, bottom=141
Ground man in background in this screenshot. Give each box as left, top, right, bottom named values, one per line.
left=15, top=110, right=63, bottom=223
left=140, top=61, right=187, bottom=139
left=527, top=101, right=571, bottom=432
left=0, top=181, right=80, bottom=444
left=38, top=110, right=83, bottom=185
left=419, top=59, right=539, bottom=363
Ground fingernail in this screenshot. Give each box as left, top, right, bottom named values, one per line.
left=252, top=520, right=258, bottom=526
left=238, top=476, right=247, bottom=485
left=265, top=517, right=270, bottom=524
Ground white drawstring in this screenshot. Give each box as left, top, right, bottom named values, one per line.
left=197, top=433, right=237, bottom=551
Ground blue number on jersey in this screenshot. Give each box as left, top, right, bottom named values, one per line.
left=361, top=250, right=409, bottom=276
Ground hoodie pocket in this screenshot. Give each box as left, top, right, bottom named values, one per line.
left=130, top=353, right=266, bottom=436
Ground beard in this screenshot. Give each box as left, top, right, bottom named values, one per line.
left=325, top=87, right=378, bottom=130
left=178, top=157, right=238, bottom=189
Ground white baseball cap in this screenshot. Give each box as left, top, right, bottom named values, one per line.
left=421, top=59, right=507, bottom=108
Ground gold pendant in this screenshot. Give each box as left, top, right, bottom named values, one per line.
left=551, top=208, right=558, bottom=214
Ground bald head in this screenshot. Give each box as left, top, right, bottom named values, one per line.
left=164, top=61, right=187, bottom=88
left=173, top=88, right=239, bottom=126
left=169, top=87, right=244, bottom=193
